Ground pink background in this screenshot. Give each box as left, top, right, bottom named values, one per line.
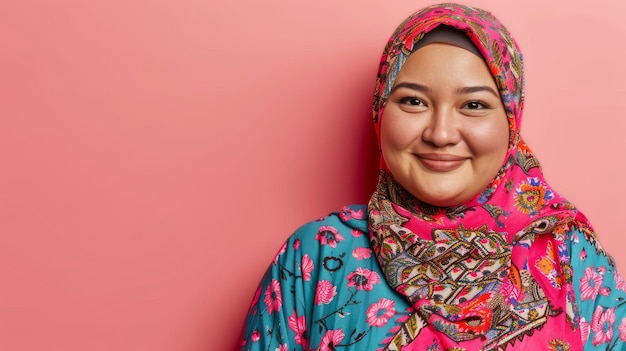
left=2, top=1, right=626, bottom=350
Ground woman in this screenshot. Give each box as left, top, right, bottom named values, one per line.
left=240, top=3, right=626, bottom=350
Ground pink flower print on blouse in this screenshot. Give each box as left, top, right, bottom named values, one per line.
left=339, top=206, right=365, bottom=221
left=366, top=298, right=396, bottom=327
left=288, top=310, right=309, bottom=349
left=264, top=279, right=282, bottom=314
left=251, top=329, right=261, bottom=342
left=580, top=266, right=605, bottom=300
left=352, top=247, right=372, bottom=260
left=591, top=306, right=615, bottom=346
left=319, top=329, right=345, bottom=351
left=301, top=254, right=314, bottom=281
left=347, top=268, right=381, bottom=291
left=580, top=317, right=591, bottom=344
left=615, top=271, right=626, bottom=292
left=619, top=318, right=626, bottom=341
left=248, top=284, right=262, bottom=315
left=351, top=229, right=362, bottom=237
left=293, top=239, right=301, bottom=251
left=315, top=280, right=337, bottom=305
left=273, top=242, right=287, bottom=264
left=276, top=344, right=288, bottom=351
left=599, top=287, right=611, bottom=297
left=315, top=226, right=344, bottom=248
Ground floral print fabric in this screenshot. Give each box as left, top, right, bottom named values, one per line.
left=569, top=221, right=626, bottom=349
left=241, top=206, right=412, bottom=351
left=240, top=206, right=626, bottom=350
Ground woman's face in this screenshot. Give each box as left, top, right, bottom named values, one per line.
left=380, top=43, right=509, bottom=207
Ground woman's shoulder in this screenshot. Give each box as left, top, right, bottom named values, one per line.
left=285, top=204, right=370, bottom=251
left=242, top=204, right=412, bottom=351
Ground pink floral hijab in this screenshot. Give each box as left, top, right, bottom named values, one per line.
left=368, top=3, right=584, bottom=349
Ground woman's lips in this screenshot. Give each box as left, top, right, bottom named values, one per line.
left=416, top=153, right=467, bottom=172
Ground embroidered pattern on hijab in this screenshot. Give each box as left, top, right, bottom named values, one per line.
left=367, top=3, right=582, bottom=349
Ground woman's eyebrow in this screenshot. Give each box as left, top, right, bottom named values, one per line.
left=391, top=82, right=498, bottom=97
left=391, top=82, right=430, bottom=93
left=456, top=86, right=499, bottom=97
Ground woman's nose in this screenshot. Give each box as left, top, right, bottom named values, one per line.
left=421, top=109, right=461, bottom=147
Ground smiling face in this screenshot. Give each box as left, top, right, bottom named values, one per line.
left=380, top=43, right=510, bottom=207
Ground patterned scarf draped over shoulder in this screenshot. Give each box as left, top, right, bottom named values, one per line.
left=367, top=3, right=581, bottom=350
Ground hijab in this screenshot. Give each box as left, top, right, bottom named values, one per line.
left=367, top=3, right=583, bottom=349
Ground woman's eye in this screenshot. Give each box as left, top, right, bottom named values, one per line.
left=399, top=97, right=424, bottom=106
left=464, top=101, right=487, bottom=109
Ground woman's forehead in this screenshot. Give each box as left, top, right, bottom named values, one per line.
left=393, top=43, right=501, bottom=98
